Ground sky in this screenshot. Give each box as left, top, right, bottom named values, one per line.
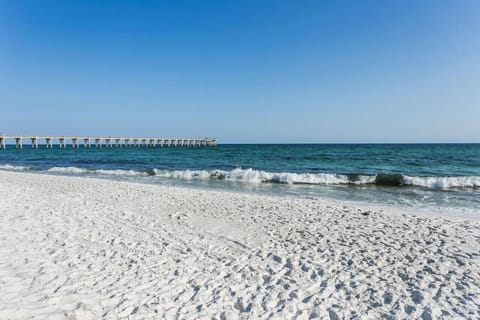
left=1, top=0, right=479, bottom=143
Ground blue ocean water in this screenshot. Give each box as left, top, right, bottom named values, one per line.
left=1, top=144, right=479, bottom=217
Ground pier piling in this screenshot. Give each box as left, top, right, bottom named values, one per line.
left=72, top=138, right=78, bottom=148
left=15, top=137, right=23, bottom=149
left=45, top=138, right=53, bottom=148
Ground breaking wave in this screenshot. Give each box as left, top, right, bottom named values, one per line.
left=151, top=168, right=376, bottom=185
left=3, top=165, right=479, bottom=190
left=47, top=166, right=89, bottom=174
left=402, top=175, right=480, bottom=189
left=151, top=168, right=480, bottom=189
left=47, top=167, right=150, bottom=176
left=0, top=164, right=30, bottom=171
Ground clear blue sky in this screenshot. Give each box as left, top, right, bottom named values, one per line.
left=1, top=1, right=479, bottom=143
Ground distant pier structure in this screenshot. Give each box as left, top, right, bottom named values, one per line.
left=0, top=135, right=217, bottom=149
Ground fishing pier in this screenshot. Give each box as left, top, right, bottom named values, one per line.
left=0, top=135, right=217, bottom=149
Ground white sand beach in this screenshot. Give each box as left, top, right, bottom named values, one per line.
left=0, top=170, right=479, bottom=319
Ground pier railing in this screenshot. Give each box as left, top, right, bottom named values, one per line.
left=0, top=135, right=217, bottom=149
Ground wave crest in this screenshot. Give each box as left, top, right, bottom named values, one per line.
left=47, top=167, right=149, bottom=176
left=152, top=168, right=377, bottom=185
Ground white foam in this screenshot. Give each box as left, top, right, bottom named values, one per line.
left=95, top=169, right=148, bottom=176
left=47, top=166, right=149, bottom=176
left=47, top=166, right=89, bottom=174
left=403, top=175, right=480, bottom=189
left=0, top=164, right=29, bottom=171
left=153, top=169, right=214, bottom=180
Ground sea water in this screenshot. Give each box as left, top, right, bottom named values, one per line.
left=1, top=144, right=479, bottom=217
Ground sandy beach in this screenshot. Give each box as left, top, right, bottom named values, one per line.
left=0, top=170, right=479, bottom=319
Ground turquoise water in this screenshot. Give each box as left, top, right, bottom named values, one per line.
left=1, top=144, right=479, bottom=217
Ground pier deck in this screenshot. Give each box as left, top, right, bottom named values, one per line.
left=0, top=135, right=216, bottom=149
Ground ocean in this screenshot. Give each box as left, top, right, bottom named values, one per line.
left=1, top=144, right=479, bottom=217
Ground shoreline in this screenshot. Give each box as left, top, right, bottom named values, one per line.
left=1, top=170, right=479, bottom=318
left=2, top=167, right=479, bottom=222
left=2, top=165, right=480, bottom=222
